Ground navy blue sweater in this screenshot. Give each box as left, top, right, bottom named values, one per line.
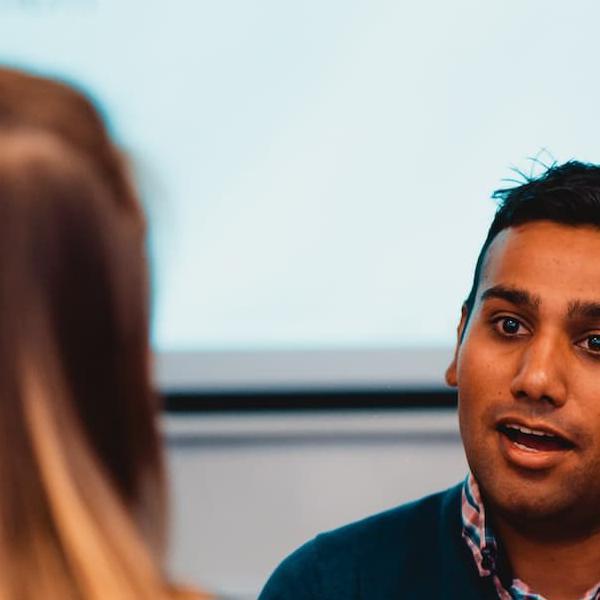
left=258, top=484, right=498, bottom=599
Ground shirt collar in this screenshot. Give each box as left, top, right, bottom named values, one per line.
left=461, top=472, right=499, bottom=577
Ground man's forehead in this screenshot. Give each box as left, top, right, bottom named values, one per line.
left=478, top=221, right=600, bottom=308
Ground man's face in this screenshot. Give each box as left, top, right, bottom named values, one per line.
left=447, top=221, right=600, bottom=533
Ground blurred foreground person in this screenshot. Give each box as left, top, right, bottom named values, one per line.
left=0, top=69, right=208, bottom=600
left=261, top=161, right=600, bottom=600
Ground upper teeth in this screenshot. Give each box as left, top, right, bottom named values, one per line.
left=505, top=424, right=556, bottom=438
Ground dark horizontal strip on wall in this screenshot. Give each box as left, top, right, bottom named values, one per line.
left=166, top=429, right=461, bottom=448
left=163, top=388, right=458, bottom=412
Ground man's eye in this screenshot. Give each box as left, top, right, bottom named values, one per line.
left=495, top=317, right=525, bottom=336
left=580, top=334, right=600, bottom=353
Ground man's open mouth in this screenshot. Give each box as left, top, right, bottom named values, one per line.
left=497, top=423, right=575, bottom=453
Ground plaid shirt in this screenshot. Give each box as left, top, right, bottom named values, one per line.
left=461, top=473, right=600, bottom=600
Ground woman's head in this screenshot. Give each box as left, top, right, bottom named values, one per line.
left=0, top=65, right=206, bottom=598
left=0, top=64, right=161, bottom=522
left=0, top=126, right=170, bottom=598
left=0, top=66, right=141, bottom=221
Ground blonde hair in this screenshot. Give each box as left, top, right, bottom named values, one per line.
left=0, top=129, right=208, bottom=599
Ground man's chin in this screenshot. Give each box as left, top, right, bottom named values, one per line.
left=475, top=445, right=577, bottom=510
left=493, top=492, right=566, bottom=522
left=480, top=476, right=583, bottom=536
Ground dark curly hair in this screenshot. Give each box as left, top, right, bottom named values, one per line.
left=464, top=161, right=600, bottom=318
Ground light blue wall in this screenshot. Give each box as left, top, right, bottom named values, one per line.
left=2, top=2, right=600, bottom=388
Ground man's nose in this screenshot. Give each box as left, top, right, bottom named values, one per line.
left=509, top=333, right=568, bottom=407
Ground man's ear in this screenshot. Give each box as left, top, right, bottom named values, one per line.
left=445, top=304, right=469, bottom=387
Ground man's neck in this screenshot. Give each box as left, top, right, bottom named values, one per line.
left=493, top=514, right=600, bottom=600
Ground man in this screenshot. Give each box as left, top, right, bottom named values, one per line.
left=259, top=161, right=600, bottom=600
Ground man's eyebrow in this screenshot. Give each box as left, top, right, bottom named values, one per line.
left=568, top=300, right=600, bottom=320
left=479, top=285, right=541, bottom=310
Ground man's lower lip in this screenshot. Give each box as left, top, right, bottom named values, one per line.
left=498, top=431, right=573, bottom=470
